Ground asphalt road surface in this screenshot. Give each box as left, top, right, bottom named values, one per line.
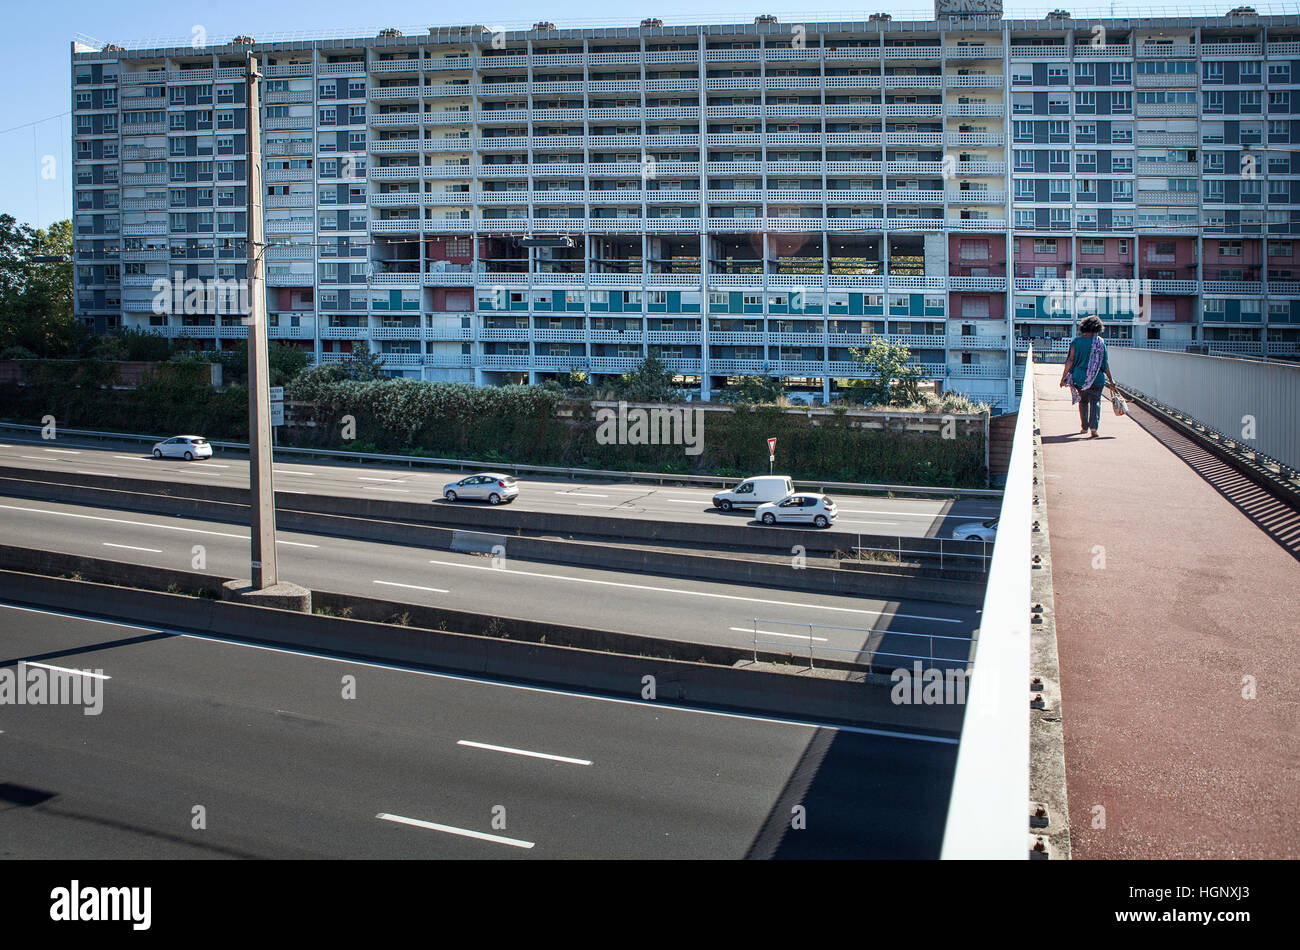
left=0, top=495, right=978, bottom=666
left=0, top=604, right=960, bottom=858
left=0, top=432, right=1002, bottom=539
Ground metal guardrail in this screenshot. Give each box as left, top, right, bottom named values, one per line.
left=1107, top=348, right=1300, bottom=477
left=940, top=349, right=1036, bottom=860
left=854, top=536, right=992, bottom=572
left=0, top=422, right=1003, bottom=499
left=745, top=618, right=973, bottom=673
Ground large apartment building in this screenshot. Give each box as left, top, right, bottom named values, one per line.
left=70, top=5, right=1300, bottom=409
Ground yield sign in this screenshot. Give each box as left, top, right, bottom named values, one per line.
left=767, top=438, right=777, bottom=456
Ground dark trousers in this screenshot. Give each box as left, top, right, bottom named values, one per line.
left=1079, top=384, right=1106, bottom=431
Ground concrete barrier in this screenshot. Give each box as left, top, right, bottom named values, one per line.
left=0, top=473, right=987, bottom=606
left=0, top=567, right=964, bottom=735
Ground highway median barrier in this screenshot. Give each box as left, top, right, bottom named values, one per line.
left=0, top=553, right=965, bottom=736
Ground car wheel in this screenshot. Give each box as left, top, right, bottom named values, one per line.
left=761, top=512, right=776, bottom=525
left=445, top=490, right=457, bottom=502
left=718, top=499, right=732, bottom=511
left=152, top=449, right=162, bottom=459
left=814, top=515, right=829, bottom=529
left=488, top=493, right=502, bottom=505
left=184, top=451, right=194, bottom=461
left=966, top=535, right=982, bottom=541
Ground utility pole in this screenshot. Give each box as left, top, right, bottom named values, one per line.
left=245, top=50, right=278, bottom=589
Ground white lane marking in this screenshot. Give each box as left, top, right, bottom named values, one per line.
left=103, top=543, right=163, bottom=554
left=0, top=503, right=316, bottom=547
left=729, top=627, right=829, bottom=642
left=114, top=455, right=148, bottom=461
left=555, top=491, right=607, bottom=498
left=43, top=449, right=81, bottom=455
left=0, top=603, right=959, bottom=744
left=359, top=477, right=405, bottom=482
left=274, top=470, right=314, bottom=477
left=375, top=813, right=534, bottom=849
left=667, top=499, right=705, bottom=504
left=364, top=486, right=410, bottom=493
left=426, top=557, right=964, bottom=623
left=77, top=471, right=119, bottom=477
left=575, top=503, right=613, bottom=508
left=457, top=739, right=592, bottom=766
left=842, top=520, right=897, bottom=526
left=374, top=580, right=449, bottom=595
left=20, top=456, right=53, bottom=461
left=25, top=662, right=111, bottom=681
left=190, top=462, right=228, bottom=469
left=0, top=443, right=12, bottom=447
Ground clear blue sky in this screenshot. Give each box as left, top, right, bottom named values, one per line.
left=2, top=0, right=1289, bottom=230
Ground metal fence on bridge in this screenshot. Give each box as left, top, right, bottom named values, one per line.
left=1106, top=347, right=1300, bottom=476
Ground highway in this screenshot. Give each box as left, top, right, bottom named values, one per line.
left=0, top=431, right=1002, bottom=539
left=0, top=604, right=960, bottom=858
left=0, top=495, right=978, bottom=665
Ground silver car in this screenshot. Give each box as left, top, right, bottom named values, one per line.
left=755, top=493, right=838, bottom=528
left=952, top=518, right=998, bottom=542
left=442, top=473, right=519, bottom=505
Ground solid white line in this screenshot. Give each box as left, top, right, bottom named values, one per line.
left=729, top=627, right=829, bottom=642
left=457, top=739, right=592, bottom=766
left=667, top=499, right=704, bottom=504
left=25, top=662, right=110, bottom=681
left=0, top=602, right=958, bottom=744
left=0, top=502, right=314, bottom=548
left=556, top=491, right=607, bottom=498
left=43, top=449, right=81, bottom=455
left=375, top=813, right=535, bottom=849
left=374, top=580, right=449, bottom=595
left=575, top=503, right=612, bottom=508
left=274, top=470, right=314, bottom=477
left=77, top=471, right=119, bottom=477
left=20, top=456, right=52, bottom=461
left=190, top=462, right=228, bottom=469
left=425, top=557, right=963, bottom=623
left=364, top=486, right=410, bottom=493
left=359, top=477, right=405, bottom=482
left=114, top=455, right=148, bottom=461
left=103, top=543, right=163, bottom=554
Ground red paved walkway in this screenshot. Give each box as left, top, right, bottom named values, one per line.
left=1035, top=364, right=1300, bottom=859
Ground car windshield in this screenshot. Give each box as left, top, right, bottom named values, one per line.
left=983, top=519, right=999, bottom=528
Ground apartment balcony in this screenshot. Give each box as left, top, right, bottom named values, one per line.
left=425, top=192, right=474, bottom=206
left=369, top=218, right=424, bottom=233
left=266, top=267, right=315, bottom=286
left=825, top=190, right=884, bottom=203
left=370, top=113, right=420, bottom=129
left=883, top=46, right=941, bottom=60
left=428, top=136, right=478, bottom=151
left=948, top=363, right=1009, bottom=378
left=371, top=58, right=421, bottom=75
left=265, top=244, right=314, bottom=261
left=944, top=132, right=1002, bottom=146
left=265, top=193, right=314, bottom=209
left=948, top=276, right=1007, bottom=292
left=947, top=190, right=1006, bottom=204
left=265, top=89, right=314, bottom=105
left=122, top=197, right=166, bottom=211
left=1138, top=43, right=1196, bottom=57
left=1267, top=42, right=1300, bottom=56
left=1145, top=279, right=1198, bottom=294
left=320, top=324, right=371, bottom=339
left=265, top=63, right=313, bottom=78
left=264, top=219, right=314, bottom=235
left=318, top=62, right=366, bottom=77
left=122, top=173, right=166, bottom=186
left=371, top=325, right=424, bottom=340
left=122, top=121, right=167, bottom=135
left=944, top=103, right=1004, bottom=118
left=1010, top=46, right=1068, bottom=60
left=122, top=146, right=166, bottom=160
left=1269, top=281, right=1300, bottom=296
left=1136, top=131, right=1198, bottom=147
left=1137, top=161, right=1199, bottom=177
left=121, top=248, right=169, bottom=262
left=371, top=166, right=421, bottom=180
left=1204, top=281, right=1264, bottom=295
left=947, top=335, right=1007, bottom=350
left=368, top=272, right=421, bottom=288
left=422, top=271, right=475, bottom=285
left=1201, top=42, right=1263, bottom=56
left=944, top=45, right=1004, bottom=59
left=1074, top=44, right=1133, bottom=59
left=264, top=141, right=314, bottom=157
left=1134, top=73, right=1199, bottom=88
left=369, top=86, right=422, bottom=102
left=371, top=140, right=422, bottom=154
left=264, top=116, right=313, bottom=131
left=267, top=324, right=313, bottom=339
left=1136, top=190, right=1199, bottom=206
left=121, top=222, right=167, bottom=237
left=587, top=274, right=646, bottom=288
left=370, top=191, right=421, bottom=207
left=646, top=190, right=701, bottom=204
left=1135, top=102, right=1199, bottom=119
left=944, top=74, right=1005, bottom=89
left=264, top=167, right=313, bottom=183
left=480, top=328, right=532, bottom=342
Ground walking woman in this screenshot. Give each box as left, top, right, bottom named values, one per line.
left=1059, top=315, right=1117, bottom=438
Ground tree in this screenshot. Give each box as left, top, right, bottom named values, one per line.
left=718, top=375, right=784, bottom=405
left=0, top=215, right=86, bottom=358
left=847, top=336, right=926, bottom=407
left=339, top=340, right=387, bottom=381
left=609, top=353, right=682, bottom=402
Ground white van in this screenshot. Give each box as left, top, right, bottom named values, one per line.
left=712, top=475, right=796, bottom=511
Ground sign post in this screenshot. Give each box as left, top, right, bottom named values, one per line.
left=767, top=437, right=776, bottom=474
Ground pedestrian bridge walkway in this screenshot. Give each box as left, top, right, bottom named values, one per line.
left=1034, top=362, right=1299, bottom=859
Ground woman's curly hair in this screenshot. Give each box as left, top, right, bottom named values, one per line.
left=1079, top=315, right=1104, bottom=334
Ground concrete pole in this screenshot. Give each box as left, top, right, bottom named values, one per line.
left=246, top=51, right=278, bottom=589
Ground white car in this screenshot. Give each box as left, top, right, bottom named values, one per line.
left=952, top=518, right=998, bottom=542
left=152, top=436, right=213, bottom=460
left=755, top=493, right=838, bottom=528
left=442, top=473, right=519, bottom=505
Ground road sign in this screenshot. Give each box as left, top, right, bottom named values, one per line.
left=767, top=437, right=776, bottom=456
left=269, top=386, right=284, bottom=427
left=268, top=386, right=284, bottom=401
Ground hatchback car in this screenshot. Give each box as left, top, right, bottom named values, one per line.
left=442, top=473, right=519, bottom=505
left=152, top=436, right=213, bottom=460
left=755, top=493, right=838, bottom=528
left=952, top=518, right=998, bottom=542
